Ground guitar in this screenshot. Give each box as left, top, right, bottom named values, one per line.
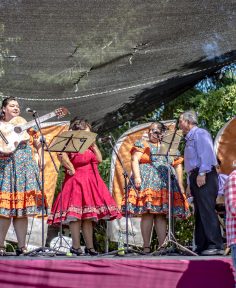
left=0, top=107, right=69, bottom=154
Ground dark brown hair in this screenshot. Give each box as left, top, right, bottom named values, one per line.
left=69, top=117, right=92, bottom=131
left=0, top=96, right=19, bottom=120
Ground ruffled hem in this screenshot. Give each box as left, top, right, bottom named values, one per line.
left=0, top=190, right=48, bottom=217
left=0, top=206, right=47, bottom=217
left=47, top=205, right=122, bottom=225
left=121, top=188, right=190, bottom=219
left=121, top=202, right=190, bottom=219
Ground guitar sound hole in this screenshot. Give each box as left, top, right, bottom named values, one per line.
left=14, top=127, right=22, bottom=133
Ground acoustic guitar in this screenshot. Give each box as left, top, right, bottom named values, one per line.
left=0, top=107, right=69, bottom=154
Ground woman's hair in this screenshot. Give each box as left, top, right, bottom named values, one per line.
left=69, top=117, right=92, bottom=131
left=0, top=96, right=18, bottom=120
left=149, top=122, right=166, bottom=133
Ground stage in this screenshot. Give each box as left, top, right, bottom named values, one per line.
left=0, top=254, right=234, bottom=288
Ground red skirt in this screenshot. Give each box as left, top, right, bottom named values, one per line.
left=48, top=151, right=121, bottom=224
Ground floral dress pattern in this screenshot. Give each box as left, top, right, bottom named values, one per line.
left=0, top=140, right=44, bottom=217
left=121, top=139, right=190, bottom=218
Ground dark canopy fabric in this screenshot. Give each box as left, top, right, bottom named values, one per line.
left=0, top=1, right=236, bottom=132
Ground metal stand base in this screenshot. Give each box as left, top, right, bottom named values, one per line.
left=123, top=247, right=146, bottom=256
left=25, top=234, right=72, bottom=256
left=50, top=234, right=71, bottom=255
left=152, top=232, right=198, bottom=256
left=24, top=246, right=63, bottom=257
left=101, top=246, right=145, bottom=257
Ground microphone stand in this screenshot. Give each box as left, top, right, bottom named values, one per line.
left=25, top=112, right=67, bottom=256
left=152, top=129, right=197, bottom=256
left=101, top=136, right=144, bottom=256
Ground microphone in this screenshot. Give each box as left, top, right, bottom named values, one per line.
left=97, top=135, right=113, bottom=143
left=26, top=107, right=37, bottom=114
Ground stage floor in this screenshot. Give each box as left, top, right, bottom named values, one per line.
left=0, top=253, right=235, bottom=288
left=0, top=253, right=232, bottom=261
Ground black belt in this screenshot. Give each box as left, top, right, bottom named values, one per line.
left=189, top=166, right=216, bottom=175
left=189, top=167, right=199, bottom=175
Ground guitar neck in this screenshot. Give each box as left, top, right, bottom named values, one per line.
left=21, top=111, right=56, bottom=131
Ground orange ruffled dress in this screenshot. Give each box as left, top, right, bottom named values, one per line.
left=121, top=139, right=190, bottom=218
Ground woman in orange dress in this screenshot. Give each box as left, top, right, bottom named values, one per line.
left=121, top=122, right=190, bottom=253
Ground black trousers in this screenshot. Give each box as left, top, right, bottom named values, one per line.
left=189, top=168, right=223, bottom=252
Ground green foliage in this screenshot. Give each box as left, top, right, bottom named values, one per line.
left=54, top=166, right=65, bottom=198
left=174, top=214, right=195, bottom=247
left=98, top=157, right=111, bottom=186
left=196, top=85, right=236, bottom=137
left=94, top=220, right=118, bottom=252
left=161, top=83, right=236, bottom=138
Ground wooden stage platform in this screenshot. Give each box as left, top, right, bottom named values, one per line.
left=0, top=253, right=235, bottom=288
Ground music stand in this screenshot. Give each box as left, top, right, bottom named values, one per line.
left=46, top=130, right=97, bottom=253
left=152, top=123, right=197, bottom=256
left=48, top=130, right=97, bottom=153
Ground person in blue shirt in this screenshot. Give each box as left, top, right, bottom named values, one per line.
left=179, top=110, right=223, bottom=256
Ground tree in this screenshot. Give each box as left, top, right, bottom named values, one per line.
left=161, top=78, right=236, bottom=138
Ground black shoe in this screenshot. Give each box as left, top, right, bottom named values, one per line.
left=85, top=247, right=98, bottom=256
left=201, top=248, right=224, bottom=256
left=16, top=247, right=27, bottom=256
left=70, top=247, right=83, bottom=256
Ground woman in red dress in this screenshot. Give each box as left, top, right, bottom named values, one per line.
left=47, top=119, right=121, bottom=255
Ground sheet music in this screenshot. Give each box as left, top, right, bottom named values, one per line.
left=47, top=130, right=97, bottom=153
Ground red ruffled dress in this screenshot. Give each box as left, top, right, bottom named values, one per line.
left=48, top=148, right=121, bottom=224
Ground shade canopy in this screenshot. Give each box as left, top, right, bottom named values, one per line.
left=0, top=1, right=236, bottom=132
